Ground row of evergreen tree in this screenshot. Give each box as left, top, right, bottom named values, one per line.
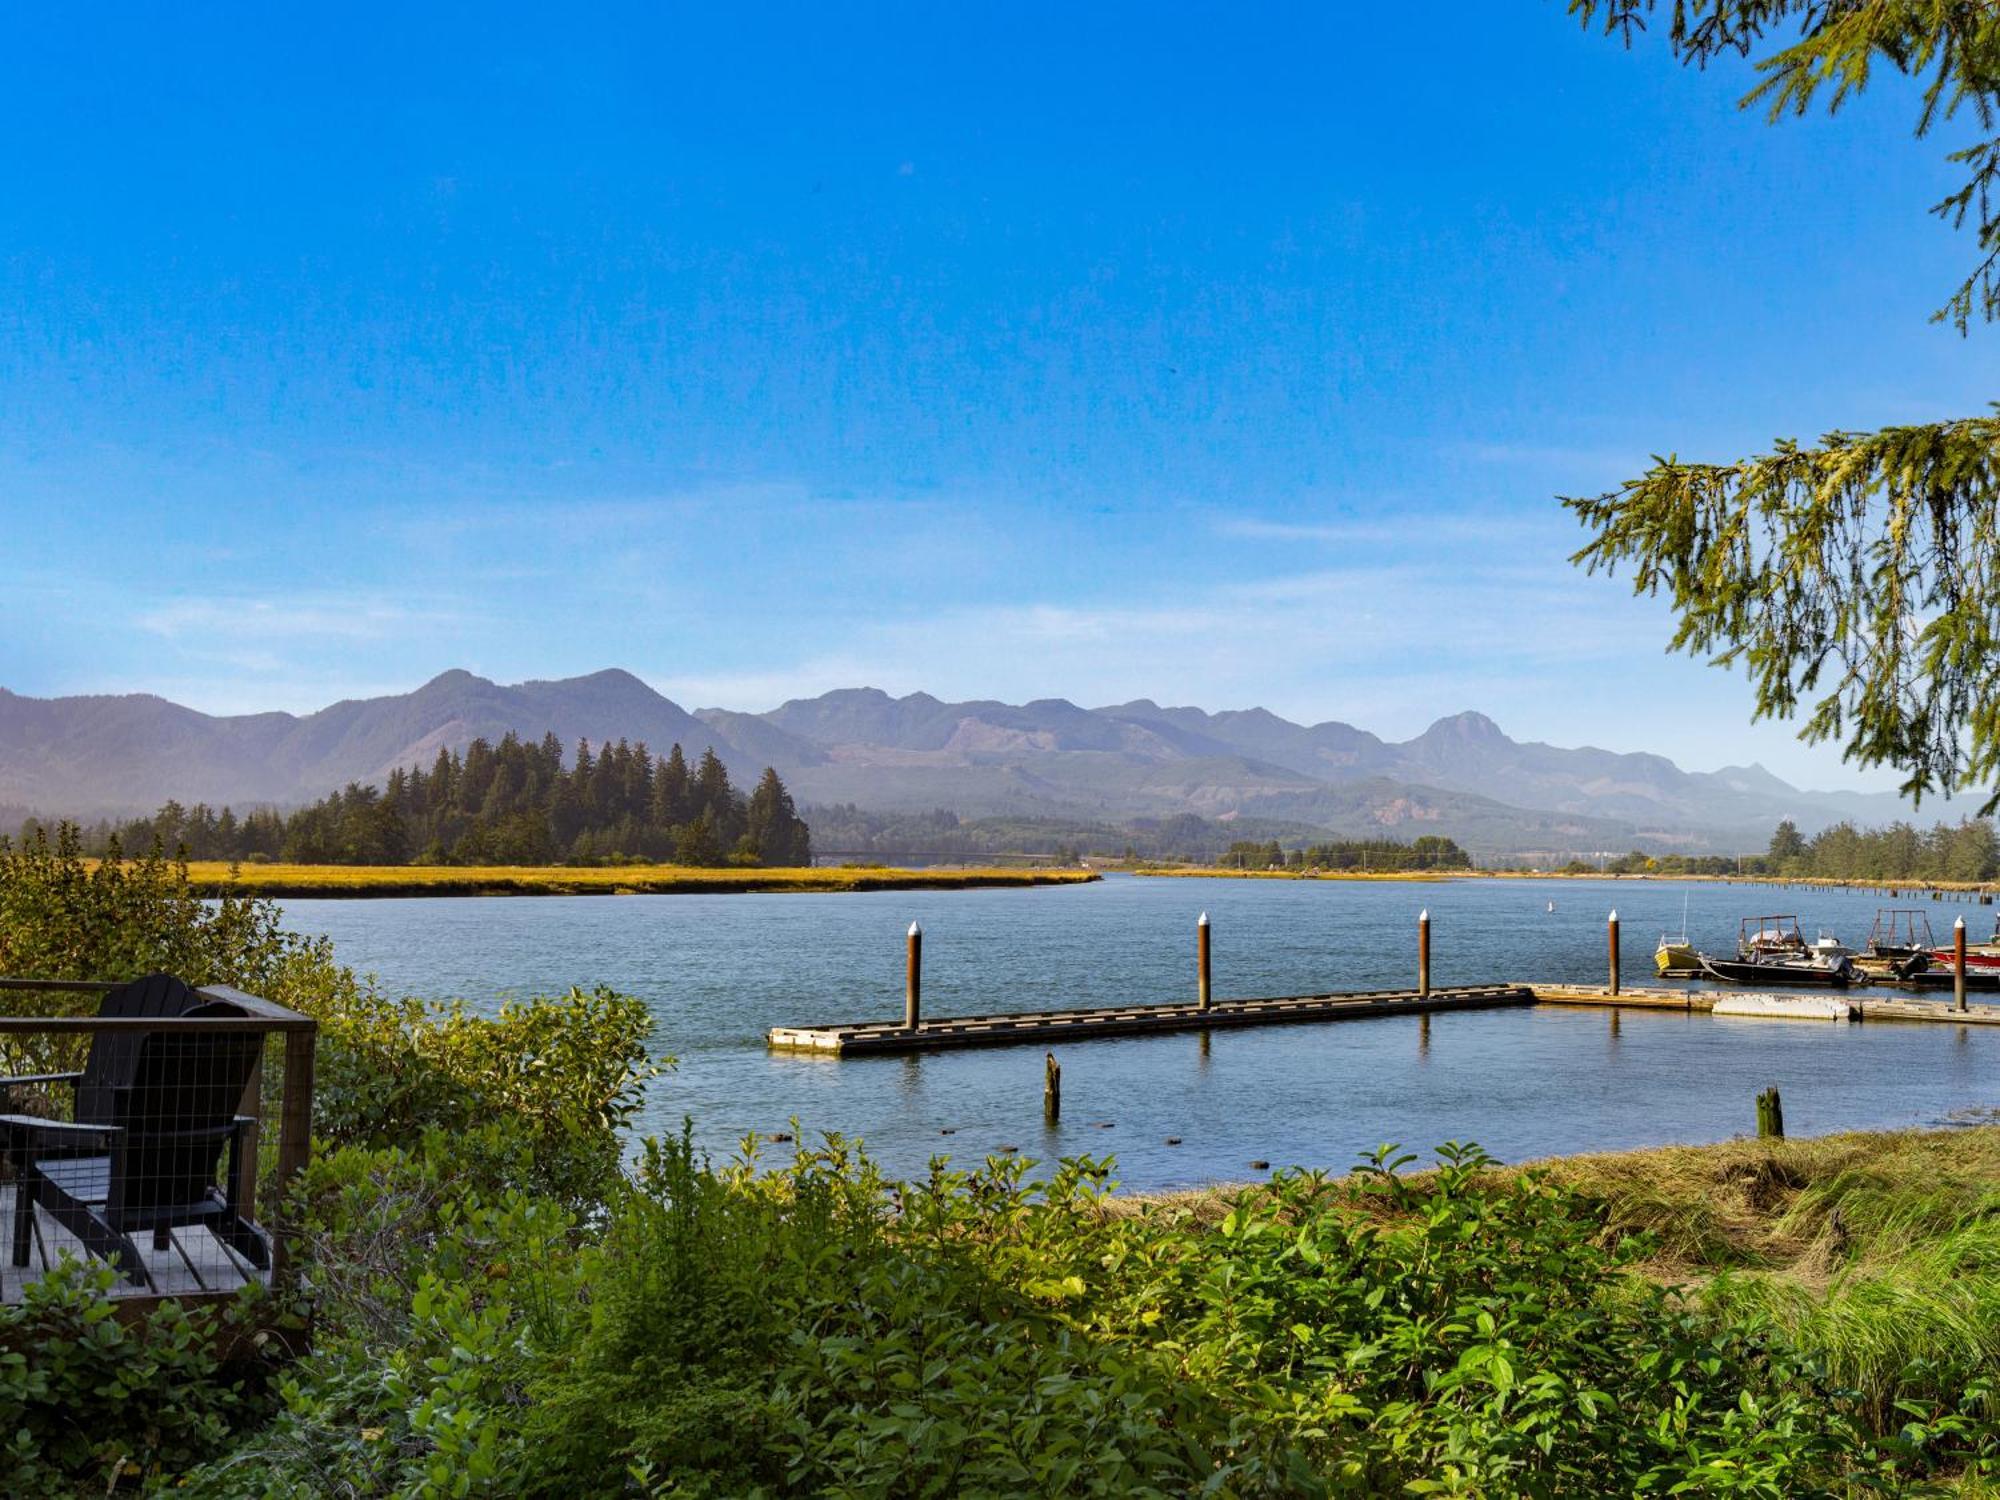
left=1222, top=836, right=1472, bottom=872
left=64, top=734, right=812, bottom=867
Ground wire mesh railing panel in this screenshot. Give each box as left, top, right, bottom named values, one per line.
left=0, top=979, right=313, bottom=1302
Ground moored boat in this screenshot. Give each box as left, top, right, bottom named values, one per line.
left=1854, top=909, right=1935, bottom=979
left=1655, top=939, right=1701, bottom=978
left=1655, top=893, right=1699, bottom=977
left=1699, top=915, right=1855, bottom=987
left=1928, top=915, right=2000, bottom=972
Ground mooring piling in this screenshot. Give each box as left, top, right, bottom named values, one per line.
left=1956, top=916, right=1968, bottom=1013
left=1196, top=911, right=1212, bottom=1011
left=1608, top=909, right=1621, bottom=997
left=1756, top=1086, right=1784, bottom=1139
left=1043, top=1052, right=1061, bottom=1122
left=905, top=921, right=923, bottom=1031
left=1418, top=908, right=1432, bottom=999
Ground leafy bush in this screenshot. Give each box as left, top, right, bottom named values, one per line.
left=0, top=1263, right=271, bottom=1497
left=178, top=1132, right=1939, bottom=1498
left=0, top=826, right=298, bottom=996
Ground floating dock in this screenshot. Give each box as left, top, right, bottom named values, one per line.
left=768, top=980, right=2000, bottom=1055
left=767, top=983, right=1534, bottom=1055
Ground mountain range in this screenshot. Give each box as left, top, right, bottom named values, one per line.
left=0, top=669, right=1929, bottom=857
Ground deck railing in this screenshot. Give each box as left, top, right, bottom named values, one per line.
left=0, top=978, right=315, bottom=1302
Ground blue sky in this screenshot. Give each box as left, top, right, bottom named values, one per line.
left=3, top=3, right=1996, bottom=790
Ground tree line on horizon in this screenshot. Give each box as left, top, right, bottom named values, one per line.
left=1222, top=836, right=1472, bottom=872
left=1573, top=816, right=2000, bottom=884
left=36, top=733, right=812, bottom=867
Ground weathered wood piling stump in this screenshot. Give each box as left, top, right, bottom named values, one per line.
left=1756, top=1086, right=1784, bottom=1139
left=1043, top=1051, right=1061, bottom=1122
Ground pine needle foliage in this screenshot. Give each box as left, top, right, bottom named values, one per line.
left=1563, top=2, right=2000, bottom=808
left=1568, top=415, right=2000, bottom=806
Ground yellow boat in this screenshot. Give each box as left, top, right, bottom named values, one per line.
left=1655, top=939, right=1701, bottom=978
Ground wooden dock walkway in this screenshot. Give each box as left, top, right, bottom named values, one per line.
left=767, top=984, right=1534, bottom=1055
left=769, top=979, right=2000, bottom=1056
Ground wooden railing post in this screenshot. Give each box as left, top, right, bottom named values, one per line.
left=274, top=1024, right=317, bottom=1279
left=234, top=1049, right=264, bottom=1226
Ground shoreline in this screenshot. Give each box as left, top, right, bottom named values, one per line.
left=1120, top=865, right=1996, bottom=895
left=179, top=861, right=1102, bottom=899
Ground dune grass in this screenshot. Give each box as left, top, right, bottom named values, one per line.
left=174, top=861, right=1101, bottom=898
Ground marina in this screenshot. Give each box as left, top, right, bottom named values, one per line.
left=280, top=875, right=2000, bottom=1190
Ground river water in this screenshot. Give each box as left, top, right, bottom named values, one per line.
left=279, top=875, right=2000, bottom=1190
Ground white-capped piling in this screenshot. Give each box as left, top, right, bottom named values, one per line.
left=1608, top=909, right=1621, bottom=997
left=1196, top=911, right=1212, bottom=1011
left=1955, top=915, right=1968, bottom=1014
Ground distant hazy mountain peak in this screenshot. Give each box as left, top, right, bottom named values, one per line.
left=0, top=669, right=1928, bottom=848
left=1418, top=710, right=1506, bottom=742
left=417, top=668, right=484, bottom=690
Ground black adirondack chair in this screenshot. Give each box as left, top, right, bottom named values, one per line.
left=0, top=972, right=202, bottom=1136
left=3, top=998, right=269, bottom=1288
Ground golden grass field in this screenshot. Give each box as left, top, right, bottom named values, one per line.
left=179, top=861, right=1101, bottom=898
left=1128, top=866, right=1465, bottom=881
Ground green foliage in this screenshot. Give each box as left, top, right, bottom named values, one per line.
left=1565, top=4, right=2000, bottom=808
left=174, top=1133, right=1945, bottom=1498
left=299, top=967, right=662, bottom=1210
left=1569, top=415, right=2000, bottom=808
left=0, top=824, right=295, bottom=989
left=0, top=829, right=664, bottom=1210
left=1224, top=835, right=1473, bottom=871
left=1569, top=1, right=2000, bottom=329
left=0, top=1262, right=264, bottom=1497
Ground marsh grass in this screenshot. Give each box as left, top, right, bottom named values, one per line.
left=173, top=860, right=1100, bottom=898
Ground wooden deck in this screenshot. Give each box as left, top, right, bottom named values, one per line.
left=768, top=984, right=1535, bottom=1054
left=0, top=1197, right=269, bottom=1303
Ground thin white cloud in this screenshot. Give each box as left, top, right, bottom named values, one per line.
left=136, top=595, right=472, bottom=642
left=1214, top=511, right=1564, bottom=549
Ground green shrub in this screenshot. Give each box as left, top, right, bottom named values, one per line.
left=0, top=1263, right=267, bottom=1498
left=231, top=1133, right=1908, bottom=1498
left=0, top=827, right=662, bottom=1210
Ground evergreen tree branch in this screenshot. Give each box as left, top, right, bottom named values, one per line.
left=1568, top=0, right=2000, bottom=329
left=1566, top=414, right=2000, bottom=807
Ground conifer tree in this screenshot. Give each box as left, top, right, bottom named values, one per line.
left=675, top=810, right=721, bottom=866
left=744, top=767, right=812, bottom=866
left=653, top=744, right=691, bottom=829
left=1567, top=2, right=2000, bottom=807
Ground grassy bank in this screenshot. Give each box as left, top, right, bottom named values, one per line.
left=1126, top=864, right=1466, bottom=881
left=174, top=860, right=1101, bottom=898
left=1131, top=1124, right=2000, bottom=1443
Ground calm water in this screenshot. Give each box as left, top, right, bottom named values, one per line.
left=279, top=875, right=2000, bottom=1190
